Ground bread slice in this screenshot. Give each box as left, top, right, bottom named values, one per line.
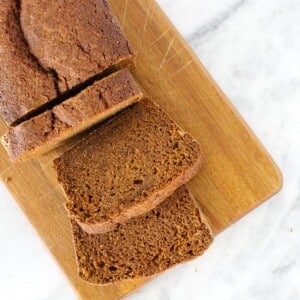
left=72, top=185, right=213, bottom=284
left=2, top=69, right=142, bottom=162
left=54, top=98, right=204, bottom=234
left=20, top=0, right=135, bottom=90
left=0, top=0, right=57, bottom=125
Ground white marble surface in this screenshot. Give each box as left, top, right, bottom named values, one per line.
left=0, top=0, right=299, bottom=299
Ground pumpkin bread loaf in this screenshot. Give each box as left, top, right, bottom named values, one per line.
left=2, top=69, right=142, bottom=162
left=54, top=99, right=204, bottom=234
left=72, top=185, right=213, bottom=284
left=0, top=0, right=134, bottom=125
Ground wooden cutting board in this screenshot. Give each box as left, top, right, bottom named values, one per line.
left=0, top=0, right=282, bottom=299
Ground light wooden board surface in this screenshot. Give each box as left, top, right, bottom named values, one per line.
left=0, top=0, right=282, bottom=299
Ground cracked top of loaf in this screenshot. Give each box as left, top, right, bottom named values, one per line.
left=20, top=0, right=134, bottom=89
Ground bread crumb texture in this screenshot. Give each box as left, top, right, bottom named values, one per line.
left=72, top=186, right=213, bottom=284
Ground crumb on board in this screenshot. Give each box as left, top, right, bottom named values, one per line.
left=4, top=176, right=11, bottom=183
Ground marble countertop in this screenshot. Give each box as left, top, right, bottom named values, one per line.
left=1, top=0, right=299, bottom=299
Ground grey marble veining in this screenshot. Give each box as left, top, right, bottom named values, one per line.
left=186, top=0, right=248, bottom=42
left=0, top=1, right=299, bottom=299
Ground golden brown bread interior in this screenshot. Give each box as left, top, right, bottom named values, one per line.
left=54, top=98, right=204, bottom=234
left=72, top=185, right=213, bottom=284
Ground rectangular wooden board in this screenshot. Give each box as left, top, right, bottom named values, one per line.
left=0, top=0, right=282, bottom=299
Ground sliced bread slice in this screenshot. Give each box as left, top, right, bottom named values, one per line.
left=72, top=185, right=213, bottom=284
left=2, top=69, right=142, bottom=162
left=54, top=98, right=204, bottom=234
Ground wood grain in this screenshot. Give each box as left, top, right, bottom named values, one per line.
left=0, top=0, right=282, bottom=299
